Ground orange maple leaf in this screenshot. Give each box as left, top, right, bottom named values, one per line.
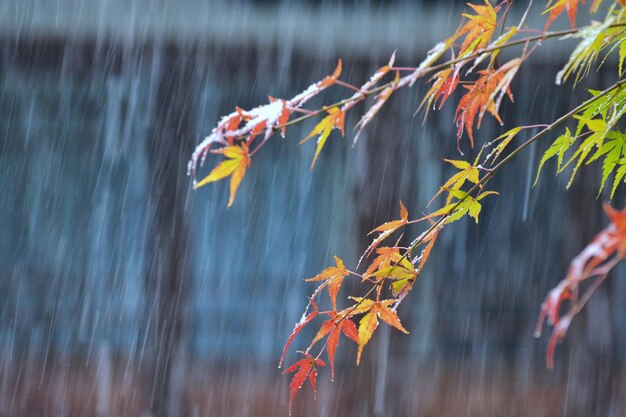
left=359, top=201, right=410, bottom=266
left=308, top=312, right=358, bottom=379
left=350, top=298, right=409, bottom=364
left=418, top=67, right=461, bottom=120
left=300, top=107, right=346, bottom=169
left=194, top=143, right=250, bottom=208
left=455, top=58, right=521, bottom=148
left=457, top=0, right=500, bottom=56
left=223, top=107, right=245, bottom=134
left=283, top=353, right=326, bottom=415
left=305, top=256, right=350, bottom=310
left=319, top=59, right=343, bottom=88
left=362, top=247, right=418, bottom=298
left=364, top=247, right=404, bottom=278
left=544, top=0, right=584, bottom=30
left=416, top=226, right=440, bottom=275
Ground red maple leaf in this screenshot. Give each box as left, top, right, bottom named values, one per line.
left=535, top=204, right=626, bottom=368
left=307, top=312, right=358, bottom=379
left=283, top=353, right=326, bottom=415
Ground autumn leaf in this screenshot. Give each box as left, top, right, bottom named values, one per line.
left=224, top=107, right=244, bottom=133
left=319, top=59, right=343, bottom=88
left=305, top=256, right=350, bottom=310
left=418, top=66, right=461, bottom=121
left=301, top=107, right=346, bottom=169
left=416, top=227, right=440, bottom=275
left=457, top=0, right=500, bottom=56
left=349, top=298, right=409, bottom=364
left=544, top=0, right=583, bottom=30
left=308, top=312, right=358, bottom=379
left=536, top=204, right=626, bottom=368
left=247, top=120, right=267, bottom=145
left=369, top=201, right=409, bottom=235
left=359, top=201, right=410, bottom=266
left=280, top=299, right=319, bottom=368
left=194, top=143, right=251, bottom=208
left=364, top=247, right=412, bottom=278
left=376, top=302, right=409, bottom=333
left=189, top=61, right=342, bottom=184
left=229, top=97, right=294, bottom=143
left=430, top=158, right=481, bottom=205
left=356, top=310, right=378, bottom=365
left=287, top=60, right=343, bottom=109
left=371, top=262, right=416, bottom=281
left=455, top=58, right=521, bottom=148
left=283, top=353, right=326, bottom=415
left=363, top=247, right=420, bottom=297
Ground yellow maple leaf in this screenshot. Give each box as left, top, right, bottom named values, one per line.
left=300, top=107, right=345, bottom=169
left=194, top=143, right=250, bottom=208
left=350, top=298, right=409, bottom=365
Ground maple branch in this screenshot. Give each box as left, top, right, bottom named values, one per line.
left=281, top=22, right=626, bottom=133
left=572, top=269, right=612, bottom=316
left=237, top=21, right=626, bottom=164
left=346, top=269, right=364, bottom=279
left=488, top=79, right=626, bottom=177
left=306, top=81, right=626, bottom=373
left=335, top=80, right=361, bottom=92
left=290, top=107, right=316, bottom=115
left=249, top=136, right=273, bottom=157
left=387, top=78, right=626, bottom=274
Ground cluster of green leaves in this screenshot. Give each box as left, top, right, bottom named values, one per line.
left=536, top=85, right=626, bottom=196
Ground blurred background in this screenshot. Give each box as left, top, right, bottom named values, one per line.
left=1, top=1, right=626, bottom=416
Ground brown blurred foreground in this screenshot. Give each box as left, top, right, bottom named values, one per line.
left=1, top=355, right=623, bottom=417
